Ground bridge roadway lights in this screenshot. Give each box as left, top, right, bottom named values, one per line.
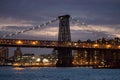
left=56, top=15, right=73, bottom=67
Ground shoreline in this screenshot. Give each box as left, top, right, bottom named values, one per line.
left=0, top=65, right=120, bottom=69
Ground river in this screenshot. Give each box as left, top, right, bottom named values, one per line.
left=0, top=66, right=120, bottom=80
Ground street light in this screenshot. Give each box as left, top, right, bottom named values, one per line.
left=16, top=40, right=23, bottom=45
left=31, top=41, right=38, bottom=45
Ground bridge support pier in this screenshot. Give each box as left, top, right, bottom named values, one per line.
left=56, top=15, right=73, bottom=67
left=56, top=48, right=73, bottom=67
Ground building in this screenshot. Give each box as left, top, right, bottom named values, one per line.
left=12, top=52, right=58, bottom=67
left=14, top=47, right=22, bottom=61
left=0, top=47, right=9, bottom=65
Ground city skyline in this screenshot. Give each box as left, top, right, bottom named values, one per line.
left=0, top=0, right=120, bottom=56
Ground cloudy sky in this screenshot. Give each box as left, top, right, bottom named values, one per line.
left=0, top=0, right=120, bottom=55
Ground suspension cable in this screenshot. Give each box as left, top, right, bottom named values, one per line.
left=71, top=17, right=116, bottom=38
left=1, top=18, right=58, bottom=38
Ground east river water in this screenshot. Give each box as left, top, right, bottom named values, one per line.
left=0, top=66, right=120, bottom=80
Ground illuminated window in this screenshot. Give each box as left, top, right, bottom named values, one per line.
left=36, top=58, right=41, bottom=62
left=43, top=58, right=49, bottom=63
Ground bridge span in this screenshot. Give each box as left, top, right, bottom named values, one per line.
left=0, top=39, right=120, bottom=50
left=0, top=15, right=120, bottom=67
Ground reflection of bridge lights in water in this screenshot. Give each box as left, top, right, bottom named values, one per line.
left=13, top=67, right=24, bottom=70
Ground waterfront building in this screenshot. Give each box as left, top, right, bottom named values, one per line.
left=14, top=47, right=22, bottom=61
left=0, top=47, right=9, bottom=65
left=13, top=52, right=58, bottom=67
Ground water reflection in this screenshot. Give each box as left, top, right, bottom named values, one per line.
left=0, top=67, right=120, bottom=80
left=12, top=67, right=25, bottom=71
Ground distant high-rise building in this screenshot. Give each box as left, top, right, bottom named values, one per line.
left=14, top=47, right=22, bottom=60
left=0, top=47, right=9, bottom=65
left=0, top=47, right=9, bottom=59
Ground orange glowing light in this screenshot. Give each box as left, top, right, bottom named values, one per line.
left=106, top=44, right=111, bottom=48
left=31, top=41, right=38, bottom=45
left=93, top=44, right=99, bottom=48
left=13, top=67, right=24, bottom=70
left=16, top=40, right=23, bottom=45
left=118, top=45, right=120, bottom=49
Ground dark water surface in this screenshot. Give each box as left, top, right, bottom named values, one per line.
left=0, top=66, right=120, bottom=80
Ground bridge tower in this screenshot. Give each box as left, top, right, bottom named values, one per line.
left=56, top=15, right=73, bottom=67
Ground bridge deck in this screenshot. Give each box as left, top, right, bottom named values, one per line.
left=0, top=39, right=120, bottom=50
